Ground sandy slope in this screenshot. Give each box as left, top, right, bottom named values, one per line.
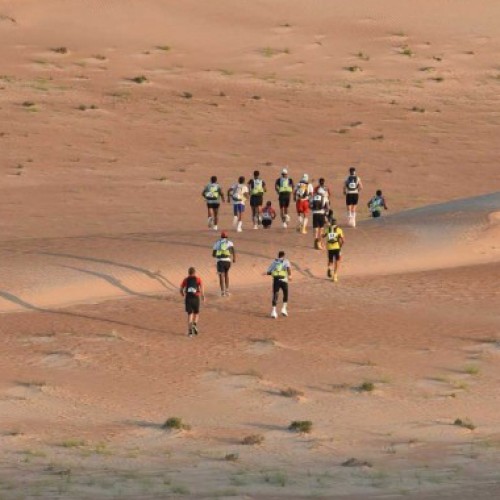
left=1, top=1, right=500, bottom=498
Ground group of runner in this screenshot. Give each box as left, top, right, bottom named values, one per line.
left=181, top=167, right=388, bottom=336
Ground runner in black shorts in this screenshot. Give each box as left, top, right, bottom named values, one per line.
left=248, top=170, right=266, bottom=229
left=212, top=231, right=236, bottom=296
left=180, top=267, right=205, bottom=336
left=310, top=191, right=327, bottom=249
left=275, top=168, right=294, bottom=228
left=343, top=167, right=363, bottom=227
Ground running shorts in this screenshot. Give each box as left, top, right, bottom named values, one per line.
left=328, top=249, right=341, bottom=263
left=372, top=211, right=381, bottom=218
left=216, top=260, right=231, bottom=274
left=262, top=219, right=272, bottom=228
left=278, top=194, right=291, bottom=209
left=233, top=203, right=245, bottom=215
left=207, top=203, right=220, bottom=210
left=250, top=195, right=264, bottom=207
left=185, top=295, right=200, bottom=314
left=296, top=199, right=310, bottom=215
left=313, top=213, right=325, bottom=228
left=346, top=193, right=359, bottom=206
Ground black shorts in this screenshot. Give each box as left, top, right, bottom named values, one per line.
left=262, top=219, right=272, bottom=228
left=345, top=193, right=359, bottom=206
left=313, top=213, right=325, bottom=228
left=185, top=295, right=200, bottom=314
left=207, top=203, right=220, bottom=210
left=278, top=194, right=291, bottom=208
left=216, top=260, right=231, bottom=274
left=372, top=211, right=381, bottom=218
left=328, top=249, right=341, bottom=263
left=250, top=195, right=264, bottom=207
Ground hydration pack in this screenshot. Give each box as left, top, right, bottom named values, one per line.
left=185, top=276, right=199, bottom=295
left=204, top=184, right=219, bottom=200
left=251, top=179, right=264, bottom=195
left=232, top=185, right=243, bottom=202
left=346, top=175, right=358, bottom=191
left=311, top=194, right=324, bottom=211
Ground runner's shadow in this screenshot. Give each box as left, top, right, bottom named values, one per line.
left=0, top=290, right=166, bottom=334
left=35, top=250, right=176, bottom=291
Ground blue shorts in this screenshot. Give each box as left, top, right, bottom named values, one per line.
left=233, top=203, right=245, bottom=215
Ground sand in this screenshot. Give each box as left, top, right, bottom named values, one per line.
left=1, top=1, right=500, bottom=498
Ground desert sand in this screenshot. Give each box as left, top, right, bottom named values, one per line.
left=1, top=1, right=500, bottom=498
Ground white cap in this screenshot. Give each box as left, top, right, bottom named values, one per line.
left=281, top=168, right=288, bottom=175
left=302, top=173, right=309, bottom=182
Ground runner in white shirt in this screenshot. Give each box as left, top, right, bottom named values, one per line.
left=294, top=174, right=314, bottom=234
left=227, top=176, right=249, bottom=232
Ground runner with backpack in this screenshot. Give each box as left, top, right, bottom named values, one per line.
left=275, top=168, right=294, bottom=228
left=322, top=215, right=344, bottom=282
left=266, top=250, right=292, bottom=318
left=368, top=189, right=388, bottom=218
left=343, top=167, right=363, bottom=227
left=202, top=176, right=224, bottom=231
left=227, top=176, right=249, bottom=232
left=261, top=201, right=277, bottom=229
left=212, top=231, right=236, bottom=296
left=294, top=174, right=313, bottom=234
left=310, top=189, right=327, bottom=249
left=248, top=170, right=267, bottom=229
left=180, top=267, right=205, bottom=337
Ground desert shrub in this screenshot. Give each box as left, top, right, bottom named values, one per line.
left=280, top=387, right=304, bottom=398
left=288, top=420, right=312, bottom=433
left=162, top=417, right=190, bottom=431
left=241, top=434, right=264, bottom=445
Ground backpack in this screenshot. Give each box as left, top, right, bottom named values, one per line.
left=204, top=183, right=218, bottom=200
left=251, top=179, right=264, bottom=195
left=346, top=175, right=358, bottom=191
left=326, top=226, right=339, bottom=243
left=232, top=184, right=243, bottom=202
left=296, top=182, right=308, bottom=198
left=311, top=194, right=324, bottom=211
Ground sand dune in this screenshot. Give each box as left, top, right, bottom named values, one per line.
left=1, top=0, right=500, bottom=498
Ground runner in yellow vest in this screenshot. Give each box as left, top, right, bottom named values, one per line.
left=321, top=214, right=345, bottom=282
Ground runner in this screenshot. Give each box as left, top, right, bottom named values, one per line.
left=261, top=201, right=277, bottom=229
left=266, top=250, right=292, bottom=318
left=322, top=216, right=344, bottom=282
left=343, top=167, right=363, bottom=227
left=294, top=174, right=313, bottom=234
left=212, top=231, right=236, bottom=296
left=274, top=168, right=294, bottom=228
left=227, top=176, right=249, bottom=232
left=310, top=188, right=327, bottom=249
left=248, top=170, right=267, bottom=229
left=367, top=189, right=388, bottom=218
left=180, top=267, right=205, bottom=337
left=202, top=175, right=224, bottom=230
left=314, top=178, right=332, bottom=210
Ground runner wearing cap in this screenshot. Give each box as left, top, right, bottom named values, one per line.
left=275, top=168, right=294, bottom=228
left=212, top=231, right=236, bottom=296
left=294, top=174, right=313, bottom=234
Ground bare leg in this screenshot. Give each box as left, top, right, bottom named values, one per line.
left=224, top=272, right=230, bottom=292
left=218, top=274, right=225, bottom=294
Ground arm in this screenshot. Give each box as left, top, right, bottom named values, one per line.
left=219, top=187, right=225, bottom=203
left=275, top=179, right=280, bottom=194
left=383, top=197, right=388, bottom=210
left=200, top=282, right=205, bottom=302
left=227, top=187, right=232, bottom=203
left=263, top=181, right=267, bottom=193
left=231, top=247, right=236, bottom=263
left=358, top=179, right=363, bottom=191
left=212, top=249, right=217, bottom=258
left=287, top=266, right=292, bottom=281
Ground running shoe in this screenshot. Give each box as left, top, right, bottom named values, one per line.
left=213, top=225, right=218, bottom=231
left=281, top=307, right=288, bottom=317
left=333, top=274, right=338, bottom=282
left=225, top=290, right=231, bottom=296
left=207, top=217, right=213, bottom=228
left=327, top=268, right=332, bottom=278
left=253, top=224, right=258, bottom=230
left=283, top=222, right=288, bottom=229
left=271, top=309, right=278, bottom=319
left=192, top=323, right=199, bottom=335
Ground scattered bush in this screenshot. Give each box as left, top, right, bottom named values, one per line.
left=344, top=65, right=362, bottom=72
left=288, top=420, right=312, bottom=433
left=61, top=439, right=86, bottom=448
left=181, top=91, right=193, bottom=99
left=342, top=458, right=373, bottom=467
left=464, top=365, right=480, bottom=375
left=280, top=387, right=304, bottom=398
left=156, top=45, right=171, bottom=51
left=358, top=381, right=375, bottom=392
left=224, top=453, right=239, bottom=461
left=162, top=417, right=190, bottom=431
left=454, top=418, right=475, bottom=430
left=400, top=46, right=414, bottom=57
left=241, top=434, right=264, bottom=445
left=51, top=47, right=68, bottom=54
left=131, top=75, right=148, bottom=84
left=356, top=51, right=370, bottom=61
left=411, top=106, right=425, bottom=113
left=22, top=101, right=35, bottom=107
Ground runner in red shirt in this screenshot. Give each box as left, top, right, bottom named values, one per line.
left=180, top=267, right=205, bottom=337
